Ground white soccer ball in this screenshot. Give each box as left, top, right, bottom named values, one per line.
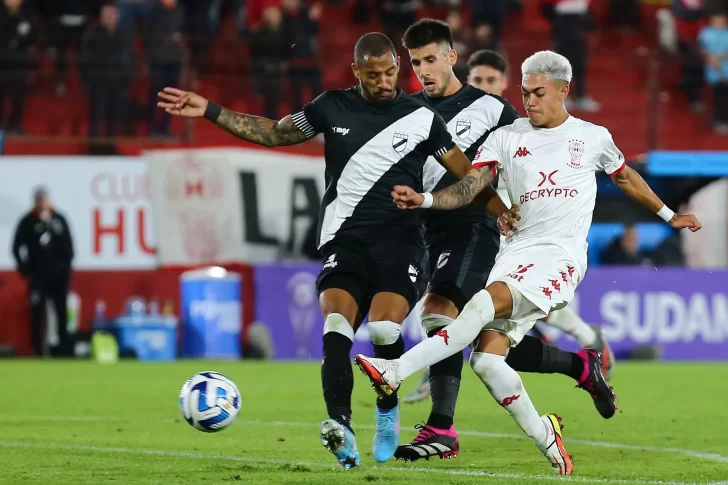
left=179, top=371, right=241, bottom=432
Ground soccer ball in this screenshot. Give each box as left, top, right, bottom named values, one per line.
left=179, top=371, right=241, bottom=432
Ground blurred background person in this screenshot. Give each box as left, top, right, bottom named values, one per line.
left=699, top=12, right=728, bottom=134
left=601, top=224, right=653, bottom=265
left=249, top=6, right=287, bottom=120
left=145, top=0, right=185, bottom=137
left=282, top=0, right=323, bottom=112
left=12, top=187, right=74, bottom=357
left=80, top=2, right=135, bottom=139
left=0, top=0, right=36, bottom=135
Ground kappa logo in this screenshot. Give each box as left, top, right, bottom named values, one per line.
left=392, top=131, right=409, bottom=153
left=514, top=147, right=532, bottom=158
left=437, top=251, right=451, bottom=269
left=323, top=254, right=337, bottom=270
left=332, top=126, right=349, bottom=136
left=456, top=120, right=471, bottom=138
left=499, top=394, right=520, bottom=407
left=538, top=170, right=558, bottom=187
left=408, top=264, right=419, bottom=282
left=567, top=139, right=585, bottom=169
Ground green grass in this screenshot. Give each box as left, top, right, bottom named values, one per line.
left=0, top=361, right=727, bottom=485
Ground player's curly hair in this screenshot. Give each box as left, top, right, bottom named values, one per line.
left=402, top=18, right=453, bottom=51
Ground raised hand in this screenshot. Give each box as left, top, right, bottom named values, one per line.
left=157, top=87, right=208, bottom=118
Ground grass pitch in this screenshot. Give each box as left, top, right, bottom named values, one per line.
left=1, top=360, right=727, bottom=485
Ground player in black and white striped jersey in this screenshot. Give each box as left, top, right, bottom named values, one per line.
left=157, top=32, right=512, bottom=468
left=393, top=21, right=617, bottom=463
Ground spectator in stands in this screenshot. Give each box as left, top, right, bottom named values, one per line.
left=542, top=0, right=600, bottom=112
left=49, top=0, right=100, bottom=97
left=12, top=187, right=75, bottom=357
left=380, top=0, right=421, bottom=54
left=672, top=0, right=709, bottom=112
left=446, top=9, right=470, bottom=82
left=0, top=0, right=36, bottom=135
left=470, top=23, right=499, bottom=53
left=117, top=0, right=156, bottom=32
left=250, top=6, right=288, bottom=120
left=609, top=0, right=640, bottom=29
left=80, top=3, right=135, bottom=138
left=145, top=0, right=184, bottom=137
left=601, top=224, right=653, bottom=265
left=698, top=12, right=728, bottom=134
left=471, top=0, right=506, bottom=42
left=283, top=0, right=323, bottom=111
left=181, top=0, right=224, bottom=70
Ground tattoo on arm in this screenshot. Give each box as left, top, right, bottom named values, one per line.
left=432, top=167, right=493, bottom=210
left=215, top=110, right=309, bottom=147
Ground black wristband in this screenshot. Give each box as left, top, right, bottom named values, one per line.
left=204, top=101, right=222, bottom=122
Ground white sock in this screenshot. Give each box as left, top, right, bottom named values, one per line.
left=544, top=306, right=597, bottom=347
left=397, top=290, right=495, bottom=380
left=470, top=351, right=549, bottom=450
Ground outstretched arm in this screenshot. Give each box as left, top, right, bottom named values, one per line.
left=392, top=165, right=493, bottom=211
left=158, top=87, right=309, bottom=147
left=612, top=166, right=702, bottom=231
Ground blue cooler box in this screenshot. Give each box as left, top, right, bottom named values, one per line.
left=113, top=315, right=178, bottom=361
left=180, top=266, right=242, bottom=359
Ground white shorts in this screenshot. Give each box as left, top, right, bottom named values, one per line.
left=483, top=244, right=583, bottom=346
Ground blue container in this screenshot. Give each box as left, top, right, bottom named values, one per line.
left=180, top=266, right=242, bottom=359
left=113, top=315, right=178, bottom=361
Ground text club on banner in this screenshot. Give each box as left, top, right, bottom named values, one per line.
left=252, top=263, right=425, bottom=359
left=0, top=157, right=156, bottom=270
left=145, top=148, right=325, bottom=266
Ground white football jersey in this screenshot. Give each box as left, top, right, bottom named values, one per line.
left=473, top=116, right=625, bottom=269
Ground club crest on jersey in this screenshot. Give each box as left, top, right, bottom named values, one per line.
left=455, top=120, right=471, bottom=138
left=567, top=139, right=585, bottom=169
left=392, top=131, right=408, bottom=153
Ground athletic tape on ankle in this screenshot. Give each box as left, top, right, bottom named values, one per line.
left=323, top=313, right=354, bottom=341
left=367, top=320, right=401, bottom=345
left=421, top=313, right=455, bottom=334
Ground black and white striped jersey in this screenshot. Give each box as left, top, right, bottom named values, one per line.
left=413, top=85, right=520, bottom=243
left=292, top=86, right=455, bottom=249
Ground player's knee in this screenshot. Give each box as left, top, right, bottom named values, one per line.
left=422, top=292, right=459, bottom=320
left=323, top=313, right=355, bottom=341
left=421, top=312, right=455, bottom=335
left=367, top=320, right=401, bottom=346
left=469, top=351, right=506, bottom=380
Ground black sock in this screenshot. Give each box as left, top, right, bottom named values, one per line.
left=374, top=336, right=405, bottom=410
left=507, top=334, right=584, bottom=381
left=426, top=328, right=462, bottom=430
left=322, top=331, right=354, bottom=429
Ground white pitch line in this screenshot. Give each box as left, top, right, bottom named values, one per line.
left=0, top=440, right=722, bottom=485
left=3, top=415, right=728, bottom=464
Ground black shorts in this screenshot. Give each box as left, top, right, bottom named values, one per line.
left=425, top=221, right=500, bottom=312
left=317, top=225, right=427, bottom=318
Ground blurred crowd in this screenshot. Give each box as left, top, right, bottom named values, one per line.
left=2, top=0, right=728, bottom=138
left=660, top=0, right=728, bottom=135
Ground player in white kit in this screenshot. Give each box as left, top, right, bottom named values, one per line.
left=355, top=50, right=702, bottom=475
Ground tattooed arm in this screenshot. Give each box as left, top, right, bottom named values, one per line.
left=215, top=110, right=309, bottom=147
left=431, top=166, right=494, bottom=210
left=157, top=87, right=310, bottom=147
left=392, top=166, right=493, bottom=210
